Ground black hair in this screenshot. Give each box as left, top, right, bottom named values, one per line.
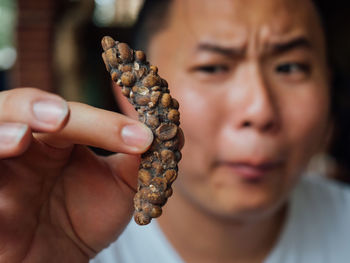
left=132, top=0, right=173, bottom=52
left=313, top=0, right=350, bottom=182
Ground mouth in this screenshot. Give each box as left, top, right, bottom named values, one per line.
left=216, top=159, right=283, bottom=181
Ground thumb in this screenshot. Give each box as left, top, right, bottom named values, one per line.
left=105, top=153, right=140, bottom=193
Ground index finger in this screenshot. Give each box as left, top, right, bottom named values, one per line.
left=37, top=102, right=154, bottom=154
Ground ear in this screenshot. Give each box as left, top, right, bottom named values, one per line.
left=112, top=82, right=138, bottom=120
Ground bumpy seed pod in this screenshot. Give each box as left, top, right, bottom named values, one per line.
left=101, top=36, right=183, bottom=225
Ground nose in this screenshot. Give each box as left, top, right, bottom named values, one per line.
left=231, top=64, right=279, bottom=133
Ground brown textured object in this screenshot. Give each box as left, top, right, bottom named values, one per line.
left=101, top=36, right=183, bottom=225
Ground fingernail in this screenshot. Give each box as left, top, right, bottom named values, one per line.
left=121, top=123, right=153, bottom=150
left=0, top=123, right=28, bottom=145
left=33, top=99, right=68, bottom=126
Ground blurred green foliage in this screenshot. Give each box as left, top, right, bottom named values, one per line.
left=0, top=0, right=16, bottom=49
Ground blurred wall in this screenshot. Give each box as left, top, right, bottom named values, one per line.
left=12, top=0, right=59, bottom=92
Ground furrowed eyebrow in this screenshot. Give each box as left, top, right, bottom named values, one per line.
left=196, top=37, right=312, bottom=57
left=196, top=43, right=245, bottom=57
left=270, top=37, right=312, bottom=55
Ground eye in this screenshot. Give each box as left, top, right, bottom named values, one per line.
left=276, top=62, right=311, bottom=75
left=193, top=64, right=229, bottom=74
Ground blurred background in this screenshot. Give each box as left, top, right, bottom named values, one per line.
left=0, top=0, right=349, bottom=182
left=0, top=0, right=144, bottom=108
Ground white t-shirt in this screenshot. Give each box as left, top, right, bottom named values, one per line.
left=91, top=175, right=350, bottom=263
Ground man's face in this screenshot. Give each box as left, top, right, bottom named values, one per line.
left=129, top=0, right=330, bottom=220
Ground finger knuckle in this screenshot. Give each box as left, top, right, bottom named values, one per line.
left=0, top=90, right=15, bottom=118
left=0, top=88, right=50, bottom=120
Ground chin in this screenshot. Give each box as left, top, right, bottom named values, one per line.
left=204, top=187, right=287, bottom=222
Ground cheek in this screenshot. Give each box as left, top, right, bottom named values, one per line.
left=176, top=86, right=209, bottom=135
left=172, top=83, right=215, bottom=171
left=282, top=84, right=330, bottom=168
left=167, top=73, right=227, bottom=186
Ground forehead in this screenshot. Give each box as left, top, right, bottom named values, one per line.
left=164, top=0, right=322, bottom=47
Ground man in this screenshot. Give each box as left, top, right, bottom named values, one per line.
left=0, top=0, right=349, bottom=262
left=93, top=0, right=350, bottom=262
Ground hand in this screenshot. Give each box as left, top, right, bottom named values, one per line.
left=0, top=88, right=153, bottom=263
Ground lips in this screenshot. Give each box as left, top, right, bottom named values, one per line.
left=216, top=159, right=283, bottom=180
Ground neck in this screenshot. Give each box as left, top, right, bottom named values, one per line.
left=158, top=188, right=287, bottom=263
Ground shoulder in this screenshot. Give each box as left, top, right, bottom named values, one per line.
left=267, top=175, right=350, bottom=263
left=91, top=220, right=183, bottom=263
left=294, top=174, right=350, bottom=212
left=291, top=174, right=350, bottom=238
